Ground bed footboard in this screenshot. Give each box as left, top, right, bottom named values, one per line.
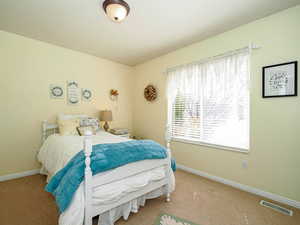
left=165, top=125, right=172, bottom=202
left=83, top=126, right=172, bottom=225
left=84, top=133, right=93, bottom=225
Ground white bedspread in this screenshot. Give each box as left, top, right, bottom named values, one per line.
left=37, top=131, right=175, bottom=225
left=38, top=131, right=131, bottom=181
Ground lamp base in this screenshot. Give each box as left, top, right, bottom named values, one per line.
left=103, top=121, right=110, bottom=132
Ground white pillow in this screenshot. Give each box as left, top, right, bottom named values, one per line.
left=57, top=113, right=88, bottom=121
left=80, top=117, right=101, bottom=131
left=58, top=118, right=80, bottom=136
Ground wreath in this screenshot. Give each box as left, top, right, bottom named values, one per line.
left=144, top=85, right=157, bottom=102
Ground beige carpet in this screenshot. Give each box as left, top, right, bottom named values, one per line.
left=0, top=170, right=299, bottom=225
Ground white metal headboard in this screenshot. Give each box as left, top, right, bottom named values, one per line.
left=42, top=120, right=59, bottom=143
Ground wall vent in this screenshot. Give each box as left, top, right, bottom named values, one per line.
left=260, top=200, right=293, bottom=216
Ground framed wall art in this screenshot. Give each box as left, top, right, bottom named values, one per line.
left=67, top=80, right=80, bottom=105
left=50, top=84, right=64, bottom=99
left=262, top=61, right=297, bottom=98
left=82, top=88, right=92, bottom=101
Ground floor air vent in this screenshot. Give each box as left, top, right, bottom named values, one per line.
left=260, top=200, right=293, bottom=216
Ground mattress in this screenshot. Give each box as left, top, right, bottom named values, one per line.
left=92, top=166, right=166, bottom=205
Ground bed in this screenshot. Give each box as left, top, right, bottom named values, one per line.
left=38, top=118, right=175, bottom=225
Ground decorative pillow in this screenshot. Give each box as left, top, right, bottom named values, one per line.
left=58, top=119, right=80, bottom=136
left=57, top=114, right=88, bottom=122
left=77, top=126, right=96, bottom=136
left=80, top=117, right=101, bottom=131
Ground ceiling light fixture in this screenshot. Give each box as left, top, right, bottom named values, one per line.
left=102, top=0, right=130, bottom=23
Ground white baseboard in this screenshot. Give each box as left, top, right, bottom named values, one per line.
left=177, top=164, right=300, bottom=209
left=0, top=169, right=40, bottom=182
left=1, top=166, right=299, bottom=210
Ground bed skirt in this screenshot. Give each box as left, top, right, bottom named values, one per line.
left=98, top=186, right=168, bottom=225
left=58, top=169, right=175, bottom=225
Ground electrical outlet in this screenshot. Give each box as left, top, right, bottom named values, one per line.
left=242, top=160, right=248, bottom=169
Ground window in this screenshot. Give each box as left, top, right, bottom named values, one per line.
left=167, top=48, right=249, bottom=151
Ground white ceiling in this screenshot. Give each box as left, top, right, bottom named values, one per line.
left=0, top=0, right=299, bottom=66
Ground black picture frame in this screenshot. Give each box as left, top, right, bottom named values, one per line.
left=262, top=61, right=297, bottom=98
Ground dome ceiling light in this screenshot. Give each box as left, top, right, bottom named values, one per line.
left=102, top=0, right=130, bottom=23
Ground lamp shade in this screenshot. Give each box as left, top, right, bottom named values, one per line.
left=103, top=0, right=130, bottom=23
left=100, top=110, right=113, bottom=122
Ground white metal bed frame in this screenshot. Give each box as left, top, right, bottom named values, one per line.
left=42, top=121, right=172, bottom=225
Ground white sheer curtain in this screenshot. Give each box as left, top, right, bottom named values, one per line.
left=167, top=48, right=250, bottom=150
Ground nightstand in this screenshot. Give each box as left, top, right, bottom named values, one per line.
left=108, top=128, right=130, bottom=138
left=117, top=133, right=130, bottom=138
left=109, top=132, right=130, bottom=138
left=131, top=136, right=144, bottom=140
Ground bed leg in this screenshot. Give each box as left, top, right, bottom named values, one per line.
left=166, top=193, right=171, bottom=202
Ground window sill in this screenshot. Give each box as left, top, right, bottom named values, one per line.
left=171, top=137, right=249, bottom=154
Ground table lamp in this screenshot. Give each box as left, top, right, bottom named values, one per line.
left=100, top=110, right=112, bottom=131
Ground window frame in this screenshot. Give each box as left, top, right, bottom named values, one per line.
left=170, top=93, right=251, bottom=153
left=172, top=136, right=250, bottom=153
left=167, top=49, right=251, bottom=153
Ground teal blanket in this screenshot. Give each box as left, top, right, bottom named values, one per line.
left=45, top=140, right=174, bottom=213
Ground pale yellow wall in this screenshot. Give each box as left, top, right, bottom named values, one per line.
left=133, top=6, right=300, bottom=201
left=0, top=31, right=134, bottom=176
left=1, top=5, right=299, bottom=203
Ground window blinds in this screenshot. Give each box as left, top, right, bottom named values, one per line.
left=167, top=48, right=250, bottom=150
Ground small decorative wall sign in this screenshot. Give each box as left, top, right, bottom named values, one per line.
left=144, top=84, right=157, bottom=102
left=263, top=61, right=297, bottom=98
left=110, top=89, right=119, bottom=101
left=82, top=88, right=92, bottom=101
left=67, top=80, right=80, bottom=105
left=50, top=84, right=64, bottom=99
